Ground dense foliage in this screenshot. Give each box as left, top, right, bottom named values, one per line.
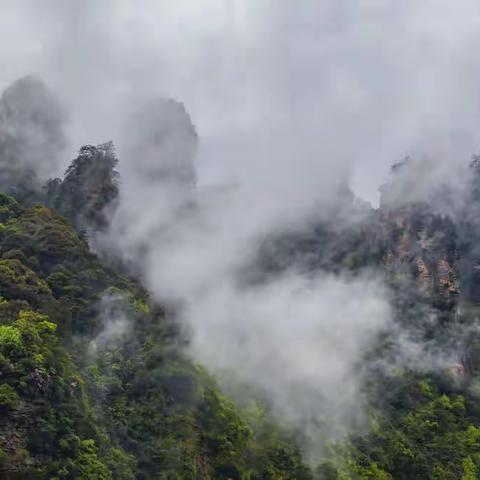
left=0, top=191, right=310, bottom=479
left=2, top=89, right=480, bottom=478
left=45, top=142, right=120, bottom=231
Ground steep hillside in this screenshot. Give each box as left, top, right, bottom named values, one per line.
left=0, top=191, right=310, bottom=479
left=259, top=159, right=480, bottom=479
left=2, top=81, right=480, bottom=480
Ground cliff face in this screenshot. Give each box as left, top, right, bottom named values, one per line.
left=380, top=203, right=459, bottom=310
left=257, top=193, right=461, bottom=310
left=251, top=166, right=480, bottom=478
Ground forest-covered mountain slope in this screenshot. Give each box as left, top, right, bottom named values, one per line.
left=4, top=150, right=480, bottom=480
left=0, top=192, right=312, bottom=479
left=3, top=77, right=480, bottom=480
left=257, top=158, right=480, bottom=480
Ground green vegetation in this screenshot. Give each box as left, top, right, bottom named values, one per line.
left=3, top=139, right=480, bottom=479
left=337, top=377, right=480, bottom=479
left=45, top=142, right=120, bottom=231
left=0, top=384, right=19, bottom=411
left=0, top=190, right=309, bottom=479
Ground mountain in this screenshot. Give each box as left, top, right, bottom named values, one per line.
left=0, top=182, right=309, bottom=479
left=257, top=158, right=480, bottom=479
left=2, top=79, right=480, bottom=479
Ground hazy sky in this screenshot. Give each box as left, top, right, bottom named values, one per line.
left=2, top=0, right=480, bottom=204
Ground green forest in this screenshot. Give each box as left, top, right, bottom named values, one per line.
left=2, top=77, right=480, bottom=480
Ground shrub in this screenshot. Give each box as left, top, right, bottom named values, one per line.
left=0, top=324, right=23, bottom=356
left=0, top=383, right=19, bottom=410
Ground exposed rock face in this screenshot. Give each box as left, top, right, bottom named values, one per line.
left=0, top=76, right=66, bottom=192
left=379, top=203, right=459, bottom=311
left=252, top=163, right=467, bottom=361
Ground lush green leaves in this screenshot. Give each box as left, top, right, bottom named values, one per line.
left=0, top=190, right=310, bottom=479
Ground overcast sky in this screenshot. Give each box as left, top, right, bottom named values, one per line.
left=2, top=0, right=480, bottom=204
